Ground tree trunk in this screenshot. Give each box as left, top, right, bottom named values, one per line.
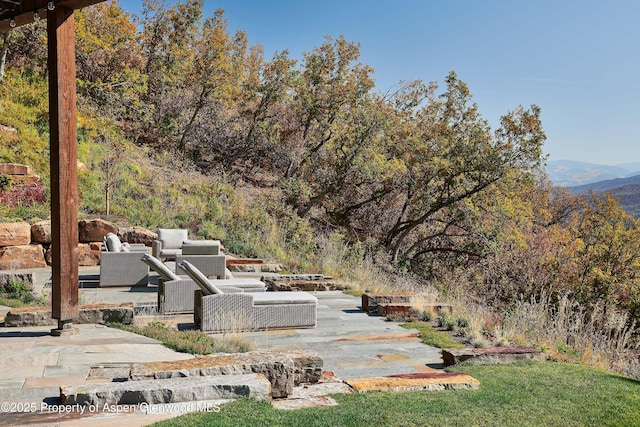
left=0, top=31, right=9, bottom=83
left=105, top=185, right=110, bottom=216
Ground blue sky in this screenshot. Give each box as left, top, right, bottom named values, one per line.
left=119, top=0, right=640, bottom=165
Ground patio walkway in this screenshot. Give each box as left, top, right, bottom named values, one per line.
left=0, top=266, right=444, bottom=426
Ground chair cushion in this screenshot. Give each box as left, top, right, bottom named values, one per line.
left=252, top=292, right=317, bottom=305
left=182, top=240, right=221, bottom=255
left=158, top=248, right=182, bottom=258
left=179, top=260, right=223, bottom=296
left=158, top=229, right=189, bottom=249
left=213, top=278, right=265, bottom=290
left=141, top=253, right=180, bottom=281
left=103, top=233, right=122, bottom=252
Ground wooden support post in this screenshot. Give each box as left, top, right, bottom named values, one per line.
left=48, top=6, right=79, bottom=334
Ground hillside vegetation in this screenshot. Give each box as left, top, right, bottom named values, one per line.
left=0, top=1, right=638, bottom=377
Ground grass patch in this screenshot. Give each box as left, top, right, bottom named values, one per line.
left=150, top=362, right=640, bottom=426
left=0, top=280, right=41, bottom=308
left=401, top=321, right=465, bottom=349
left=110, top=322, right=253, bottom=355
left=0, top=297, right=30, bottom=308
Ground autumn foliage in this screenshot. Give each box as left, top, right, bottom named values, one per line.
left=1, top=1, right=639, bottom=354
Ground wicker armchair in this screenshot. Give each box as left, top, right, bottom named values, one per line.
left=151, top=228, right=188, bottom=261
left=99, top=233, right=149, bottom=287
left=142, top=254, right=266, bottom=314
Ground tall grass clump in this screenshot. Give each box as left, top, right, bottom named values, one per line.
left=498, top=292, right=639, bottom=376
left=314, top=232, right=391, bottom=293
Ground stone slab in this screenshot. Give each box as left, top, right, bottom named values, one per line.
left=87, top=363, right=134, bottom=381
left=0, top=386, right=59, bottom=402
left=226, top=258, right=264, bottom=265
left=130, top=350, right=322, bottom=399
left=361, top=293, right=414, bottom=312
left=442, top=347, right=547, bottom=367
left=4, top=303, right=135, bottom=327
left=345, top=372, right=480, bottom=392
left=0, top=378, right=25, bottom=389
left=44, top=364, right=91, bottom=378
left=0, top=163, right=31, bottom=175
left=61, top=374, right=272, bottom=405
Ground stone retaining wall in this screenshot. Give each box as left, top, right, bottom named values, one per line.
left=0, top=218, right=157, bottom=270
left=3, top=303, right=135, bottom=327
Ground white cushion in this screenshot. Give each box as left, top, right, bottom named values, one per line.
left=103, top=233, right=122, bottom=252
left=212, top=278, right=266, bottom=291
left=252, top=292, right=317, bottom=305
left=141, top=253, right=179, bottom=281
left=179, top=260, right=223, bottom=295
left=158, top=229, right=189, bottom=249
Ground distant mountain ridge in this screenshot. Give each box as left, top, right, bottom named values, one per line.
left=547, top=160, right=640, bottom=187
left=546, top=160, right=640, bottom=218
left=567, top=174, right=640, bottom=218
left=568, top=174, right=640, bottom=194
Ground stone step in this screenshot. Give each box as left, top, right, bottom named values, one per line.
left=344, top=372, right=480, bottom=392
left=361, top=293, right=414, bottom=312
left=61, top=374, right=271, bottom=406
left=442, top=347, right=547, bottom=367
left=130, top=350, right=323, bottom=399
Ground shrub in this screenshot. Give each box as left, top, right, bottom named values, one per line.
left=1, top=280, right=35, bottom=305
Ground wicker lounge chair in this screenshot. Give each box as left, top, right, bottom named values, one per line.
left=180, top=261, right=317, bottom=332
left=141, top=254, right=266, bottom=314
left=151, top=228, right=188, bottom=261
left=99, top=233, right=149, bottom=287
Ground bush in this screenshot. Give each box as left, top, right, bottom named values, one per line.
left=1, top=280, right=34, bottom=304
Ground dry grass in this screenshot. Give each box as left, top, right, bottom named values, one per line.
left=315, top=232, right=432, bottom=295
left=498, top=293, right=638, bottom=373
left=112, top=321, right=253, bottom=355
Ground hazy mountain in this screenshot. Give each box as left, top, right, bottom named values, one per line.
left=616, top=162, right=640, bottom=174
left=568, top=174, right=640, bottom=218
left=547, top=160, right=635, bottom=187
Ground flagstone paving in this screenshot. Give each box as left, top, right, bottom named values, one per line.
left=0, top=266, right=452, bottom=426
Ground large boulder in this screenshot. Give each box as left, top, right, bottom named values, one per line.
left=0, top=222, right=31, bottom=247
left=117, top=226, right=157, bottom=246
left=78, top=219, right=116, bottom=243
left=78, top=242, right=102, bottom=266
left=30, top=220, right=52, bottom=244
left=0, top=244, right=46, bottom=269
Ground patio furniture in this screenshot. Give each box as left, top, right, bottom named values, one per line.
left=99, top=233, right=149, bottom=287
left=141, top=254, right=266, bottom=314
left=152, top=228, right=188, bottom=261
left=180, top=261, right=317, bottom=332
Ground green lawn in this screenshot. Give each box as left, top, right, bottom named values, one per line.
left=152, top=362, right=640, bottom=427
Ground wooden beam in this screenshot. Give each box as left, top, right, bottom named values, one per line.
left=48, top=5, right=78, bottom=329
left=0, top=1, right=105, bottom=32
